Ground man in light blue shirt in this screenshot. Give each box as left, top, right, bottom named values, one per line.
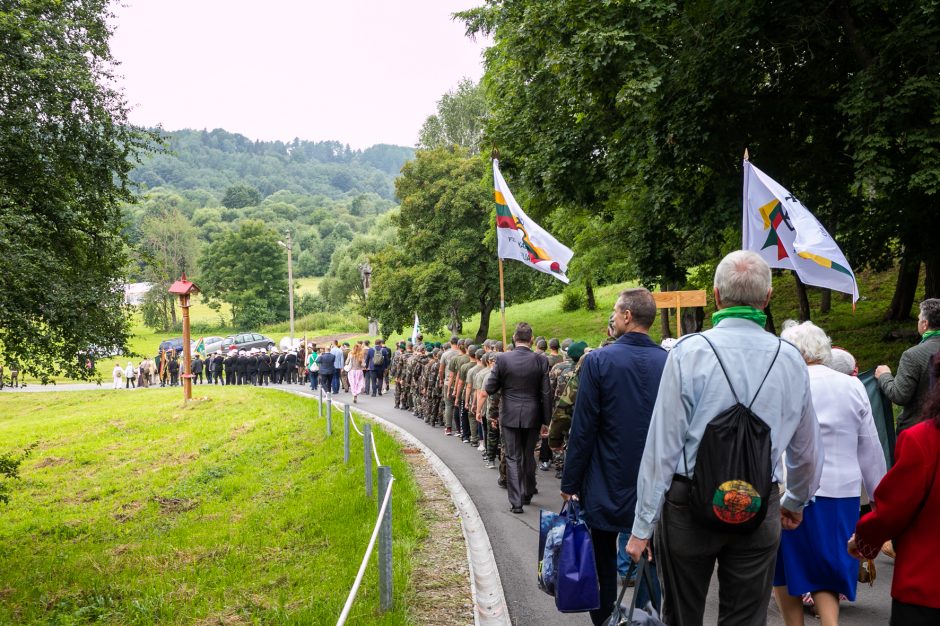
left=330, top=341, right=344, bottom=394
left=627, top=250, right=822, bottom=625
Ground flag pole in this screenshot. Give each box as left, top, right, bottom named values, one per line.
left=498, top=258, right=508, bottom=348
left=492, top=147, right=508, bottom=348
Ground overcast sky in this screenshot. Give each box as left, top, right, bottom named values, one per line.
left=109, top=0, right=488, bottom=149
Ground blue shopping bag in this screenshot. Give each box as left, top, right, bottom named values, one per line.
left=554, top=500, right=600, bottom=613
left=538, top=504, right=569, bottom=595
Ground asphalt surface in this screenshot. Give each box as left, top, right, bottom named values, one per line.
left=5, top=382, right=895, bottom=625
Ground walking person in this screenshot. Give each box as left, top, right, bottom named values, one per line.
left=212, top=351, right=224, bottom=385
left=484, top=322, right=552, bottom=514
left=307, top=347, right=319, bottom=391
left=560, top=289, right=667, bottom=625
left=773, top=321, right=886, bottom=626
left=330, top=340, right=345, bottom=394
left=363, top=340, right=375, bottom=396
left=124, top=361, right=136, bottom=388
left=112, top=362, right=123, bottom=389
left=191, top=354, right=203, bottom=385
left=348, top=342, right=366, bottom=402
left=875, top=298, right=940, bottom=432
left=372, top=339, right=388, bottom=396
left=627, top=250, right=822, bottom=625
left=849, top=358, right=940, bottom=626
left=317, top=346, right=336, bottom=393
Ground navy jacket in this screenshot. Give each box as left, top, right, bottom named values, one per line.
left=318, top=352, right=336, bottom=376
left=560, top=333, right=667, bottom=532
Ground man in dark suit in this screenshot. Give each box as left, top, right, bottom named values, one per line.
left=485, top=322, right=552, bottom=514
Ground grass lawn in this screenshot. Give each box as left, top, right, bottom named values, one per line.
left=0, top=387, right=423, bottom=625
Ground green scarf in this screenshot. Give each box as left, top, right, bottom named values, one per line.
left=921, top=329, right=940, bottom=343
left=712, top=306, right=768, bottom=328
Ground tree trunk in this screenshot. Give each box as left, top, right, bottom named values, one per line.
left=681, top=307, right=704, bottom=334
left=820, top=288, right=831, bottom=314
left=585, top=279, right=597, bottom=311
left=925, top=256, right=940, bottom=300
left=448, top=306, right=463, bottom=335
left=475, top=300, right=494, bottom=344
left=660, top=307, right=672, bottom=339
left=885, top=255, right=921, bottom=320
left=794, top=273, right=811, bottom=322
left=764, top=303, right=776, bottom=335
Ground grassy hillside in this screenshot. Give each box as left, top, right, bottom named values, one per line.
left=393, top=266, right=920, bottom=372
left=0, top=387, right=422, bottom=624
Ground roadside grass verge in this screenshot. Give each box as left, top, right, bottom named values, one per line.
left=0, top=387, right=423, bottom=624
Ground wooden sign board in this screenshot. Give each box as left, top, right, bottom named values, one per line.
left=652, top=290, right=708, bottom=337
left=652, top=290, right=707, bottom=309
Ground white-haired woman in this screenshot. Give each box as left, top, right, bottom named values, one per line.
left=773, top=321, right=886, bottom=625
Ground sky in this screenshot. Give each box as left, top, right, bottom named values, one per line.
left=109, top=0, right=489, bottom=149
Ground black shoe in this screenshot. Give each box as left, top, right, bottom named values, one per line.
left=510, top=506, right=524, bottom=514
left=497, top=478, right=507, bottom=489
left=555, top=468, right=564, bottom=479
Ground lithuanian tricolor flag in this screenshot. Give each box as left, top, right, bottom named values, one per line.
left=493, top=159, right=573, bottom=283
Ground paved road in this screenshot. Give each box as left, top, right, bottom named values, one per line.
left=5, top=382, right=895, bottom=625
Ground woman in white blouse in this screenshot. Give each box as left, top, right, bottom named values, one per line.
left=773, top=321, right=886, bottom=625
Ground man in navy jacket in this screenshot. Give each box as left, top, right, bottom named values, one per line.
left=560, top=288, right=667, bottom=626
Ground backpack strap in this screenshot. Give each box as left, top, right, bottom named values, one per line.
left=680, top=334, right=782, bottom=477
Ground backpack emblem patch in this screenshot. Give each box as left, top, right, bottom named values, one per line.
left=712, top=480, right=762, bottom=525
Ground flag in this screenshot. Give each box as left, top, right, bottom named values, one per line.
left=194, top=337, right=206, bottom=356
left=743, top=159, right=859, bottom=303
left=493, top=159, right=574, bottom=283
left=411, top=313, right=420, bottom=346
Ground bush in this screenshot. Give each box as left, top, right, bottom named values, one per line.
left=236, top=303, right=278, bottom=329
left=297, top=292, right=328, bottom=317
left=560, top=286, right=585, bottom=312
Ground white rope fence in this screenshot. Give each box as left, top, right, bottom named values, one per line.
left=336, top=474, right=395, bottom=626
left=347, top=410, right=382, bottom=467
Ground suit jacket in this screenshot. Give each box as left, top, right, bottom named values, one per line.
left=484, top=346, right=551, bottom=429
left=878, top=335, right=940, bottom=431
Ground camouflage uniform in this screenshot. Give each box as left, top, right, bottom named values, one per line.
left=412, top=352, right=431, bottom=419
left=425, top=351, right=441, bottom=424
left=390, top=347, right=406, bottom=408
left=549, top=359, right=581, bottom=450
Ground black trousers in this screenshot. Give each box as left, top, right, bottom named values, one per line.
left=193, top=372, right=202, bottom=384
left=225, top=370, right=234, bottom=385
left=214, top=371, right=223, bottom=384
left=891, top=599, right=940, bottom=626
left=655, top=478, right=780, bottom=626
left=590, top=528, right=620, bottom=626
left=502, top=425, right=539, bottom=508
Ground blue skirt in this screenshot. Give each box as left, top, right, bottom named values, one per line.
left=773, top=496, right=860, bottom=600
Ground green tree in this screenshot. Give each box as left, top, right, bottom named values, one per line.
left=417, top=78, right=489, bottom=154
left=366, top=148, right=552, bottom=341
left=136, top=202, right=200, bottom=330
left=199, top=220, right=288, bottom=327
left=222, top=183, right=262, bottom=209
left=0, top=0, right=157, bottom=381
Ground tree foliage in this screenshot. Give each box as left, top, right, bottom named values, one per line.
left=417, top=79, right=488, bottom=155
left=221, top=183, right=261, bottom=209
left=460, top=0, right=940, bottom=316
left=199, top=220, right=289, bottom=327
left=0, top=0, right=157, bottom=380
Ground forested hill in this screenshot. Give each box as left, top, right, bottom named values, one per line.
left=130, top=128, right=415, bottom=200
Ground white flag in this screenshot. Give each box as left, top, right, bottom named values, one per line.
left=411, top=313, right=420, bottom=346
left=743, top=160, right=859, bottom=303
left=494, top=160, right=574, bottom=283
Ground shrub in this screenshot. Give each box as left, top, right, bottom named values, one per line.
left=560, top=286, right=585, bottom=312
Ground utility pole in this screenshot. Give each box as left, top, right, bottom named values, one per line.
left=279, top=232, right=295, bottom=341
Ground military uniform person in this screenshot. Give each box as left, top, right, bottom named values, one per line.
left=259, top=349, right=272, bottom=385
left=463, top=349, right=486, bottom=446
left=447, top=341, right=471, bottom=437
left=236, top=350, right=248, bottom=385
left=168, top=354, right=180, bottom=386
left=439, top=337, right=462, bottom=435
left=425, top=347, right=442, bottom=425
left=548, top=341, right=587, bottom=479
left=224, top=351, right=236, bottom=385
left=212, top=352, right=224, bottom=384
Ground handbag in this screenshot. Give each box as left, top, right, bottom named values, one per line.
left=554, top=500, right=600, bottom=613
left=538, top=504, right=570, bottom=595
left=607, top=554, right=665, bottom=626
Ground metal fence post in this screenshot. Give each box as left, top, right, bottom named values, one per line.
left=326, top=398, right=332, bottom=436
left=343, top=404, right=350, bottom=464
left=363, top=422, right=373, bottom=498
left=318, top=386, right=323, bottom=417
left=327, top=391, right=332, bottom=435
left=377, top=465, right=392, bottom=612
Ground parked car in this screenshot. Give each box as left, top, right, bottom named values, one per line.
left=158, top=338, right=185, bottom=355
left=221, top=332, right=276, bottom=352
left=199, top=336, right=226, bottom=354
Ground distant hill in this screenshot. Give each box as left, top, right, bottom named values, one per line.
left=130, top=128, right=415, bottom=201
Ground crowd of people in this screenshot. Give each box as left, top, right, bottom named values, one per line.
left=389, top=250, right=940, bottom=626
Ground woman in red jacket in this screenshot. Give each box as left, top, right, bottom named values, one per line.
left=849, top=360, right=940, bottom=625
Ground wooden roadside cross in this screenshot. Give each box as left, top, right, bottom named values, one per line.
left=652, top=290, right=708, bottom=337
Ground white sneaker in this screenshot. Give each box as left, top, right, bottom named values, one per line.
left=477, top=442, right=485, bottom=452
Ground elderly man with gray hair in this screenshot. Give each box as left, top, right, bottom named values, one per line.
left=875, top=298, right=940, bottom=432
left=627, top=249, right=822, bottom=625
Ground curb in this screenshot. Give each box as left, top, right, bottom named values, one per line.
left=284, top=389, right=511, bottom=626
